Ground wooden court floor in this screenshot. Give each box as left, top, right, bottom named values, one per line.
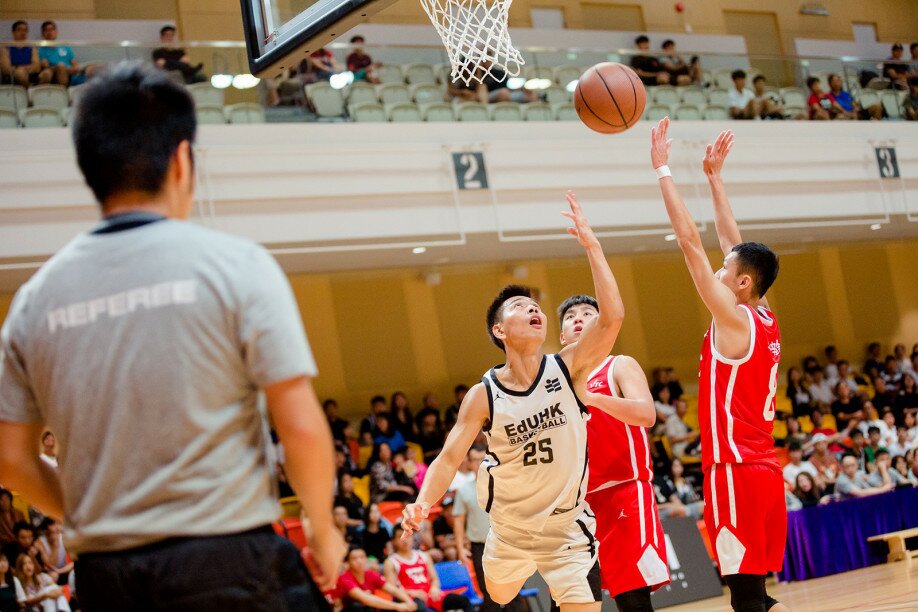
left=664, top=562, right=918, bottom=611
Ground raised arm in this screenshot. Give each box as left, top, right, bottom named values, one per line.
left=582, top=356, right=655, bottom=427
left=559, top=192, right=625, bottom=379
left=703, top=130, right=742, bottom=256
left=651, top=118, right=748, bottom=340
left=401, top=383, right=489, bottom=536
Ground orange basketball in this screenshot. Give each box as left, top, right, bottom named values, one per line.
left=573, top=62, right=646, bottom=134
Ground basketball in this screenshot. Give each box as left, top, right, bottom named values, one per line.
left=574, top=62, right=646, bottom=134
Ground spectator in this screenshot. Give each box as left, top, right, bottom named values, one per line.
left=889, top=426, right=914, bottom=458
left=807, top=76, right=851, bottom=120
left=665, top=399, right=700, bottom=458
left=880, top=355, right=903, bottom=389
left=909, top=453, right=918, bottom=484
left=334, top=504, right=363, bottom=547
left=13, top=555, right=69, bottom=612
left=727, top=70, right=759, bottom=119
left=827, top=73, right=881, bottom=120
left=830, top=360, right=863, bottom=395
left=324, top=399, right=350, bottom=443
left=751, top=75, right=785, bottom=119
left=391, top=451, right=419, bottom=498
left=810, top=410, right=844, bottom=452
left=890, top=455, right=909, bottom=480
left=402, top=446, right=427, bottom=490
left=894, top=343, right=910, bottom=373
left=872, top=376, right=897, bottom=414
left=0, top=491, right=24, bottom=548
left=792, top=472, right=826, bottom=508
left=37, top=21, right=82, bottom=86
left=831, top=381, right=865, bottom=428
left=346, top=36, right=379, bottom=84
left=835, top=454, right=892, bottom=499
left=307, top=48, right=344, bottom=81
left=653, top=459, right=703, bottom=520
left=1, top=523, right=44, bottom=577
left=415, top=412, right=444, bottom=462
left=653, top=384, right=676, bottom=427
left=847, top=429, right=869, bottom=472
left=0, top=553, right=24, bottom=612
left=480, top=60, right=537, bottom=103
left=36, top=431, right=57, bottom=468
left=334, top=473, right=366, bottom=528
left=151, top=25, right=205, bottom=84
left=786, top=367, right=814, bottom=417
left=360, top=503, right=392, bottom=563
left=896, top=373, right=918, bottom=414
left=782, top=441, right=818, bottom=486
left=783, top=416, right=809, bottom=448
left=824, top=345, right=840, bottom=380
left=808, top=433, right=840, bottom=486
left=864, top=426, right=887, bottom=466
left=446, top=76, right=484, bottom=103
left=651, top=367, right=683, bottom=401
left=669, top=457, right=703, bottom=509
left=369, top=442, right=415, bottom=503
left=808, top=367, right=834, bottom=408
left=1, top=21, right=49, bottom=88
left=883, top=43, right=910, bottom=89
left=906, top=76, right=918, bottom=121
left=414, top=393, right=441, bottom=428
left=33, top=519, right=70, bottom=587
left=864, top=342, right=883, bottom=380
left=630, top=35, right=669, bottom=86
left=373, top=413, right=406, bottom=454
left=390, top=392, right=415, bottom=442
left=336, top=546, right=417, bottom=612
left=866, top=449, right=908, bottom=487
left=878, top=410, right=898, bottom=448
left=360, top=396, right=388, bottom=446
left=659, top=40, right=693, bottom=86
left=385, top=526, right=472, bottom=612
left=443, top=384, right=468, bottom=429
left=802, top=355, right=820, bottom=374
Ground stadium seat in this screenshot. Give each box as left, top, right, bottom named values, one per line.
left=524, top=65, right=554, bottom=81
left=410, top=83, right=443, bottom=104
left=680, top=87, right=707, bottom=107
left=706, top=88, right=729, bottom=107
left=29, top=85, right=68, bottom=111
left=378, top=501, right=404, bottom=524
left=187, top=83, right=224, bottom=107
left=352, top=475, right=370, bottom=505
left=653, top=85, right=680, bottom=108
left=703, top=104, right=729, bottom=120
left=357, top=445, right=373, bottom=468
left=377, top=83, right=411, bottom=106
left=20, top=107, right=65, bottom=128
left=784, top=105, right=805, bottom=119
left=405, top=442, right=424, bottom=462
left=434, top=63, right=451, bottom=84
left=0, top=108, right=18, bottom=128
left=305, top=83, right=345, bottom=118
left=350, top=102, right=387, bottom=122
left=645, top=104, right=670, bottom=121
left=422, top=102, right=455, bottom=121
left=346, top=81, right=378, bottom=106
left=858, top=90, right=881, bottom=113
left=434, top=562, right=484, bottom=606
left=376, top=64, right=405, bottom=84
left=772, top=419, right=787, bottom=440
left=195, top=104, right=226, bottom=124
left=388, top=102, right=422, bottom=122
left=68, top=83, right=87, bottom=105
left=712, top=69, right=734, bottom=90
left=490, top=102, right=523, bottom=121
left=224, top=103, right=265, bottom=123
left=821, top=413, right=838, bottom=430
left=554, top=103, right=578, bottom=121
left=279, top=495, right=301, bottom=518
left=457, top=102, right=489, bottom=121
left=780, top=87, right=808, bottom=108
left=553, top=65, right=582, bottom=87
left=0, top=85, right=28, bottom=112
left=700, top=69, right=713, bottom=87
left=798, top=415, right=814, bottom=433
left=543, top=85, right=570, bottom=105
left=674, top=104, right=702, bottom=120
left=404, top=63, right=437, bottom=85
left=879, top=90, right=902, bottom=119
left=865, top=77, right=891, bottom=90
left=523, top=102, right=553, bottom=121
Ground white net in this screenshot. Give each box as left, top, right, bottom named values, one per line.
left=420, top=0, right=524, bottom=86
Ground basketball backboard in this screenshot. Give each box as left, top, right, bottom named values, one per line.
left=241, top=0, right=399, bottom=78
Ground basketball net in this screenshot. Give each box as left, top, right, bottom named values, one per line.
left=419, top=0, right=524, bottom=86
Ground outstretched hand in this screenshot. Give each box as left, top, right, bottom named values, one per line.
left=703, top=130, right=734, bottom=177
left=650, top=117, right=673, bottom=169
left=562, top=191, right=600, bottom=250
left=400, top=501, right=430, bottom=539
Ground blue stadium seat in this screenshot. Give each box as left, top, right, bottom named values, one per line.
left=433, top=562, right=483, bottom=606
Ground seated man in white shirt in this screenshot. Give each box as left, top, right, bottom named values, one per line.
left=782, top=442, right=819, bottom=487
left=727, top=69, right=759, bottom=119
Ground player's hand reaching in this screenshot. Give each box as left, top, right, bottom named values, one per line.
left=400, top=501, right=431, bottom=538
left=562, top=191, right=600, bottom=250
left=650, top=117, right=673, bottom=169
left=702, top=130, right=735, bottom=178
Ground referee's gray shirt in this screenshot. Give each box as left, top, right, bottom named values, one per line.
left=452, top=477, right=489, bottom=544
left=0, top=219, right=316, bottom=554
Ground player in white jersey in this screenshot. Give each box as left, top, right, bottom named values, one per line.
left=402, top=193, right=625, bottom=612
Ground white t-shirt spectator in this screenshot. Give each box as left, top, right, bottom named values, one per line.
left=448, top=469, right=475, bottom=492
left=827, top=374, right=858, bottom=395
left=728, top=87, right=755, bottom=110
left=888, top=439, right=913, bottom=458
left=783, top=461, right=818, bottom=486
left=825, top=363, right=839, bottom=382
left=655, top=401, right=676, bottom=420
left=808, top=379, right=834, bottom=405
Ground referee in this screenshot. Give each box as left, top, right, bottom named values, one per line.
left=0, top=62, right=344, bottom=609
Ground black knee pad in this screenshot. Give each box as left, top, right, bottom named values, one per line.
left=765, top=594, right=780, bottom=611
left=613, top=586, right=653, bottom=612
left=723, top=574, right=766, bottom=612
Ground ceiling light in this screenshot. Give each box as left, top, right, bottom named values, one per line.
left=232, top=73, right=260, bottom=89
left=210, top=74, right=233, bottom=89
left=329, top=71, right=354, bottom=90
left=869, top=223, right=882, bottom=230
left=506, top=76, right=526, bottom=90
left=524, top=78, right=552, bottom=90
left=412, top=246, right=427, bottom=254
left=664, top=233, right=677, bottom=241
left=565, top=79, right=578, bottom=93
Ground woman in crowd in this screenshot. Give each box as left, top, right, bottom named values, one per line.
left=389, top=392, right=416, bottom=442
left=0, top=554, right=23, bottom=612
left=38, top=432, right=57, bottom=468
left=391, top=452, right=419, bottom=500
left=670, top=457, right=703, bottom=510
left=784, top=416, right=810, bottom=447
left=34, top=520, right=71, bottom=586
left=896, top=373, right=918, bottom=414
left=372, top=414, right=406, bottom=454
left=891, top=455, right=910, bottom=480
left=334, top=473, right=367, bottom=528
left=787, top=367, right=814, bottom=418
left=403, top=445, right=428, bottom=490
left=14, top=555, right=69, bottom=612
left=369, top=443, right=415, bottom=503
left=361, top=503, right=392, bottom=563
left=793, top=472, right=825, bottom=508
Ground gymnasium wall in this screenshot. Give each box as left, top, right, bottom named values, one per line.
left=1, top=239, right=915, bottom=420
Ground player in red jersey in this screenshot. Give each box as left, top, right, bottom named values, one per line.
left=558, top=294, right=666, bottom=612
left=385, top=525, right=472, bottom=612
left=651, top=118, right=788, bottom=612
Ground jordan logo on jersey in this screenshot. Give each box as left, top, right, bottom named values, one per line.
left=504, top=403, right=567, bottom=445
left=544, top=378, right=562, bottom=393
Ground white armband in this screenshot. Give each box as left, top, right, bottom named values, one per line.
left=655, top=165, right=672, bottom=180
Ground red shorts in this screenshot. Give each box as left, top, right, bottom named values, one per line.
left=703, top=463, right=786, bottom=576
left=585, top=480, right=670, bottom=598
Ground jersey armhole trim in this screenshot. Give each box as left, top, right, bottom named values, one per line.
left=554, top=354, right=589, bottom=415
left=710, top=305, right=756, bottom=366
left=481, top=376, right=494, bottom=433
left=606, top=355, right=621, bottom=399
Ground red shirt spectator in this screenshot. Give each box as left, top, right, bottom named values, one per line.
left=337, top=567, right=386, bottom=608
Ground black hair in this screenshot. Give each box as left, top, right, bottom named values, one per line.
left=371, top=395, right=385, bottom=405
left=454, top=384, right=468, bottom=394
left=556, top=294, right=598, bottom=326
left=12, top=521, right=31, bottom=536
left=884, top=355, right=896, bottom=363
left=322, top=398, right=337, bottom=410
left=824, top=345, right=836, bottom=355
left=874, top=448, right=889, bottom=458
left=41, top=21, right=56, bottom=31
left=11, top=20, right=27, bottom=32
left=838, top=359, right=849, bottom=367
left=788, top=441, right=802, bottom=452
left=0, top=553, right=12, bottom=587
left=0, top=489, right=11, bottom=502
left=345, top=546, right=365, bottom=560
left=828, top=72, right=841, bottom=85
left=350, top=35, right=365, bottom=43
left=891, top=42, right=903, bottom=50
left=911, top=43, right=917, bottom=50
left=806, top=76, right=820, bottom=89
left=851, top=429, right=865, bottom=439
left=730, top=242, right=779, bottom=297
left=731, top=69, right=746, bottom=80
left=867, top=426, right=880, bottom=436
left=661, top=39, right=675, bottom=49
left=160, top=25, right=176, bottom=36
left=753, top=75, right=765, bottom=84
left=486, top=284, right=534, bottom=351
left=635, top=35, right=649, bottom=45
left=72, top=62, right=196, bottom=206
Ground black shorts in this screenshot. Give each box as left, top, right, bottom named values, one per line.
left=75, top=526, right=328, bottom=611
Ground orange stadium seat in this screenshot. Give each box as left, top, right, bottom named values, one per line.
left=774, top=447, right=790, bottom=468
left=378, top=501, right=404, bottom=524
left=352, top=475, right=370, bottom=505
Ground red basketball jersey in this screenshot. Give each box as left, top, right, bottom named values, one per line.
left=391, top=551, right=431, bottom=593
left=585, top=355, right=654, bottom=493
left=698, top=304, right=781, bottom=473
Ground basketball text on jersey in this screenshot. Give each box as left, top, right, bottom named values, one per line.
left=47, top=280, right=198, bottom=333
left=504, top=403, right=567, bottom=445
